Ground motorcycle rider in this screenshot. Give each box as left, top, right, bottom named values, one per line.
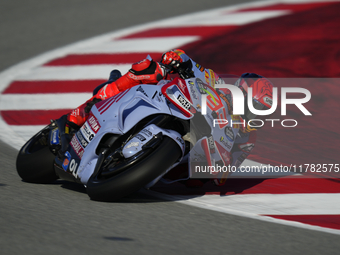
left=63, top=48, right=221, bottom=129
left=65, top=58, right=168, bottom=128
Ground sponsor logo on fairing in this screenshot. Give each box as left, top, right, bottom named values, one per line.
left=62, top=151, right=72, bottom=171
left=188, top=80, right=198, bottom=100
left=87, top=115, right=101, bottom=133
left=137, top=86, right=149, bottom=97
left=70, top=135, right=84, bottom=158
left=76, top=131, right=88, bottom=148
left=224, top=127, right=234, bottom=142
left=151, top=91, right=164, bottom=103
left=196, top=79, right=207, bottom=94
left=135, top=134, right=146, bottom=141
left=217, top=90, right=232, bottom=113
left=208, top=135, right=215, bottom=154
left=80, top=122, right=95, bottom=142
left=219, top=136, right=232, bottom=150
left=140, top=128, right=152, bottom=137
left=177, top=94, right=191, bottom=110
left=195, top=63, right=205, bottom=72
left=69, top=159, right=79, bottom=178
left=50, top=128, right=60, bottom=145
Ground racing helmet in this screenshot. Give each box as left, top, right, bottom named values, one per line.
left=235, top=73, right=274, bottom=126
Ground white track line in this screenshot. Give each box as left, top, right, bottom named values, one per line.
left=72, top=37, right=199, bottom=54
left=0, top=93, right=92, bottom=110
left=155, top=10, right=289, bottom=27
left=145, top=190, right=340, bottom=235
left=13, top=65, right=130, bottom=81
left=9, top=125, right=46, bottom=143
left=173, top=193, right=340, bottom=215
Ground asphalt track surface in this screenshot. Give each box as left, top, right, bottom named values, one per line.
left=1, top=1, right=340, bottom=254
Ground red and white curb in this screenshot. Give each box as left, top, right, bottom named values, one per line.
left=1, top=0, right=339, bottom=234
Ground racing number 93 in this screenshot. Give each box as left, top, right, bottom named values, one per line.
left=205, top=88, right=227, bottom=129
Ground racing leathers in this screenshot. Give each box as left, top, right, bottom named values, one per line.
left=66, top=49, right=221, bottom=128
left=66, top=58, right=168, bottom=128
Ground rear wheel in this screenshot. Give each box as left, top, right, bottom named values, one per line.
left=86, top=136, right=182, bottom=201
left=16, top=125, right=58, bottom=183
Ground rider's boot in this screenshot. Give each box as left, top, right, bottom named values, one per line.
left=92, top=70, right=122, bottom=96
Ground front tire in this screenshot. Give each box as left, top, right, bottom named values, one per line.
left=16, top=125, right=58, bottom=183
left=86, top=136, right=181, bottom=201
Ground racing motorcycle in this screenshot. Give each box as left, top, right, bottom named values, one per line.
left=16, top=75, right=239, bottom=201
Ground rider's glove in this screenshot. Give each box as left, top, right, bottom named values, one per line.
left=161, top=49, right=185, bottom=73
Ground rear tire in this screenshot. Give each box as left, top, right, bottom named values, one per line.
left=16, top=125, right=58, bottom=183
left=86, top=136, right=181, bottom=201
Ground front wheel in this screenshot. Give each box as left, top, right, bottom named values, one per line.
left=16, top=125, right=58, bottom=183
left=86, top=136, right=182, bottom=201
